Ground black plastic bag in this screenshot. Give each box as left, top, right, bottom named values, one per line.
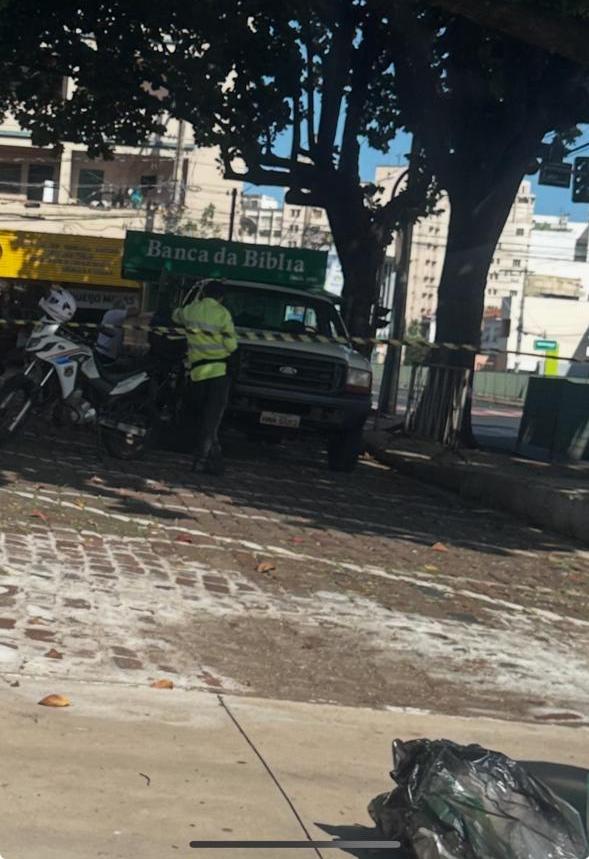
left=368, top=739, right=589, bottom=859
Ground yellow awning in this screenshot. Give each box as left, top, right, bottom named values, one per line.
left=0, top=230, right=139, bottom=289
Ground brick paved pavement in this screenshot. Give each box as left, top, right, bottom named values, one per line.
left=0, top=431, right=588, bottom=721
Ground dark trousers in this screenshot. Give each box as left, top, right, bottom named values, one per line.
left=188, top=375, right=230, bottom=462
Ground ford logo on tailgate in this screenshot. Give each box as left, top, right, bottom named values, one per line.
left=279, top=365, right=298, bottom=376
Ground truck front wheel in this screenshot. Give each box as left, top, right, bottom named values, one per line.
left=327, top=427, right=364, bottom=472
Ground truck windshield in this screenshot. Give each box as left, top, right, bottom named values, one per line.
left=222, top=284, right=347, bottom=339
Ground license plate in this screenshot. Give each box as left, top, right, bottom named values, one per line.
left=260, top=411, right=301, bottom=429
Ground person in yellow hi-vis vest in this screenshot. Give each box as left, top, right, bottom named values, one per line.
left=172, top=280, right=238, bottom=475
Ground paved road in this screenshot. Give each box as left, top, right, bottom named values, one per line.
left=472, top=402, right=522, bottom=450
left=379, top=388, right=524, bottom=451
left=0, top=429, right=588, bottom=722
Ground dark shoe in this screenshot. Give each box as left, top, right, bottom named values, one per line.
left=204, top=448, right=225, bottom=476
left=191, top=457, right=207, bottom=474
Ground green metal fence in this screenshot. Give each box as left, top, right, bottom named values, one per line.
left=372, top=364, right=533, bottom=405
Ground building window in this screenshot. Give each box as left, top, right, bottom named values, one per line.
left=291, top=208, right=301, bottom=218
left=0, top=162, right=22, bottom=195
left=513, top=259, right=521, bottom=267
left=77, top=168, right=104, bottom=204
left=140, top=174, right=157, bottom=190
left=519, top=196, right=529, bottom=203
left=27, top=164, right=55, bottom=201
left=516, top=227, right=525, bottom=236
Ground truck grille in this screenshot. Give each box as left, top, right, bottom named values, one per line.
left=238, top=347, right=343, bottom=393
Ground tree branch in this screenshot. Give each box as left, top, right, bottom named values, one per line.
left=302, top=10, right=317, bottom=153
left=387, top=2, right=450, bottom=170
left=291, top=94, right=301, bottom=163
left=339, top=11, right=381, bottom=176
left=316, top=2, right=355, bottom=164
left=424, top=0, right=589, bottom=68
left=285, top=187, right=324, bottom=206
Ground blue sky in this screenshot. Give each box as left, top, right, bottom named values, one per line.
left=255, top=126, right=589, bottom=222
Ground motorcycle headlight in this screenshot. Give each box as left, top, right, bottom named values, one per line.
left=345, top=367, right=372, bottom=394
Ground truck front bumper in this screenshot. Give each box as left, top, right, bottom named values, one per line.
left=228, top=383, right=371, bottom=433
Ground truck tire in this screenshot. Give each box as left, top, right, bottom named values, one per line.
left=327, top=427, right=363, bottom=472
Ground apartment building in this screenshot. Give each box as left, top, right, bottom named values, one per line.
left=374, top=166, right=535, bottom=327
left=281, top=202, right=332, bottom=250
left=241, top=194, right=283, bottom=245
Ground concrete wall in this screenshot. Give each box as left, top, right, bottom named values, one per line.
left=374, top=167, right=534, bottom=327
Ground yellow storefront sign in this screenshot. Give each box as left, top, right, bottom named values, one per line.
left=0, top=230, right=139, bottom=289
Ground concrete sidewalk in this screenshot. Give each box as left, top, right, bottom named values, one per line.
left=1, top=679, right=589, bottom=859
left=365, top=428, right=589, bottom=545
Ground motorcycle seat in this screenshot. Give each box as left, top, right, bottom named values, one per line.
left=95, top=354, right=153, bottom=383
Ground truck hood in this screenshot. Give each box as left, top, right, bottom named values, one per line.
left=237, top=336, right=371, bottom=371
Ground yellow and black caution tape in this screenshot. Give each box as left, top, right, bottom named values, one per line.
left=0, top=317, right=586, bottom=365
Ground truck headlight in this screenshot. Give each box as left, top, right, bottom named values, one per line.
left=345, top=368, right=372, bottom=394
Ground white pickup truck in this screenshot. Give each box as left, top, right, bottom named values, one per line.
left=222, top=279, right=372, bottom=471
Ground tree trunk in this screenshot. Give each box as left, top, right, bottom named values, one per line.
left=414, top=175, right=523, bottom=445
left=327, top=206, right=385, bottom=345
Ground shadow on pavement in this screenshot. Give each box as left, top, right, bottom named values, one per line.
left=0, top=423, right=582, bottom=560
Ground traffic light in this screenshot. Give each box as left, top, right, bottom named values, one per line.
left=538, top=136, right=572, bottom=188
left=373, top=305, right=391, bottom=329
left=572, top=157, right=589, bottom=203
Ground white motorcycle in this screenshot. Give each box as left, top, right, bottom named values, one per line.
left=0, top=287, right=155, bottom=459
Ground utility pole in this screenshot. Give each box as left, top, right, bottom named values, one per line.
left=165, top=119, right=186, bottom=233
left=378, top=137, right=420, bottom=417
left=228, top=188, right=238, bottom=241
left=377, top=219, right=413, bottom=416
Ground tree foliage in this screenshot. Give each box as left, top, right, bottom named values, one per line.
left=0, top=0, right=438, bottom=337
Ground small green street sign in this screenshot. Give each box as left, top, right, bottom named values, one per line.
left=122, top=231, right=328, bottom=289
left=534, top=338, right=558, bottom=351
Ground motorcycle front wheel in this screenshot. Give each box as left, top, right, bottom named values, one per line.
left=0, top=373, right=37, bottom=446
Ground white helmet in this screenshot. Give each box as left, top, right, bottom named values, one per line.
left=39, top=286, right=77, bottom=323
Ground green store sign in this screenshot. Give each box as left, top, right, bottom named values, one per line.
left=122, top=230, right=328, bottom=289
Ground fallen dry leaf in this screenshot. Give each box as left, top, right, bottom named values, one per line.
left=423, top=564, right=439, bottom=573
left=255, top=561, right=276, bottom=574
left=45, top=648, right=63, bottom=660
left=431, top=542, right=449, bottom=553
left=89, top=475, right=105, bottom=485
left=150, top=678, right=174, bottom=690
left=38, top=694, right=70, bottom=708
left=175, top=533, right=193, bottom=544
left=31, top=510, right=48, bottom=523
left=291, top=536, right=305, bottom=545
left=73, top=498, right=86, bottom=510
